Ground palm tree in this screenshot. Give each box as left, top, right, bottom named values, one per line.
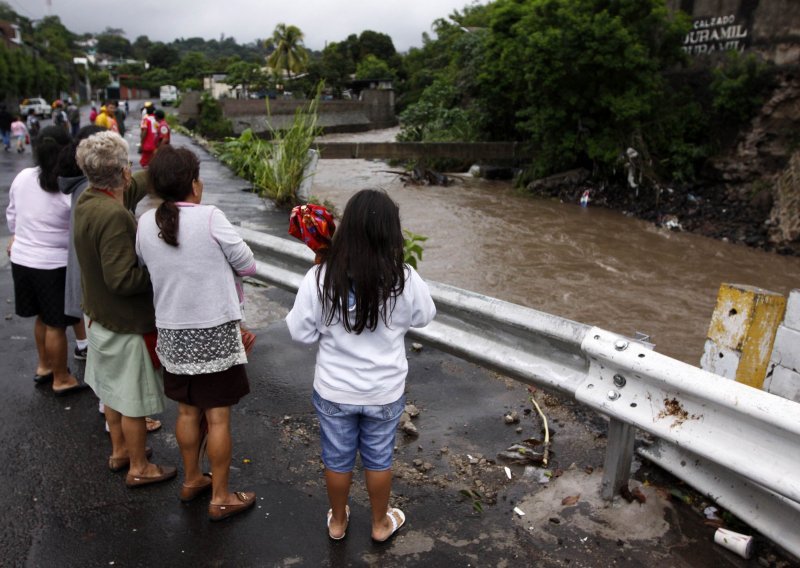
left=265, top=23, right=309, bottom=80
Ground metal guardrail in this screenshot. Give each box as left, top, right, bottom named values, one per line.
left=238, top=227, right=800, bottom=557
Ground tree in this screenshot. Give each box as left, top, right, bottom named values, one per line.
left=147, top=42, right=181, bottom=69
left=265, top=23, right=309, bottom=79
left=357, top=30, right=396, bottom=62
left=96, top=32, right=133, bottom=59
left=355, top=55, right=394, bottom=80
left=132, top=35, right=152, bottom=60
left=172, top=51, right=211, bottom=81
left=225, top=60, right=267, bottom=97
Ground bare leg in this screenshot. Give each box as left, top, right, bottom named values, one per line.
left=206, top=406, right=243, bottom=506
left=44, top=325, right=78, bottom=389
left=105, top=406, right=127, bottom=460
left=73, top=319, right=86, bottom=341
left=34, top=317, right=50, bottom=376
left=325, top=469, right=353, bottom=538
left=365, top=469, right=394, bottom=541
left=122, top=415, right=157, bottom=476
left=176, top=403, right=205, bottom=486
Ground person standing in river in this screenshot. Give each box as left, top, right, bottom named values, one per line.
left=286, top=189, right=436, bottom=541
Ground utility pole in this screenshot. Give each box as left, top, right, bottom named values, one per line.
left=73, top=57, right=92, bottom=105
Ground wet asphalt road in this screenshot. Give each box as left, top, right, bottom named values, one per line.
left=0, top=107, right=793, bottom=567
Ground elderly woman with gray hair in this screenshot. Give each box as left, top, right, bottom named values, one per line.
left=73, top=131, right=176, bottom=487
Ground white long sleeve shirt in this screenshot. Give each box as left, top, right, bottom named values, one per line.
left=286, top=265, right=436, bottom=405
left=136, top=203, right=256, bottom=329
left=6, top=167, right=72, bottom=269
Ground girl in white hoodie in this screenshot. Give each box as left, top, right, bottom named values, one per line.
left=286, top=189, right=436, bottom=542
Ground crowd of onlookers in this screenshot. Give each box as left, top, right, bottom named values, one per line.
left=0, top=98, right=171, bottom=164
left=4, top=103, right=435, bottom=538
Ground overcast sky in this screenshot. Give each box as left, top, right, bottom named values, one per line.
left=13, top=0, right=486, bottom=51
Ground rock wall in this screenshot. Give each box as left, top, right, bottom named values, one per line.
left=769, top=150, right=800, bottom=251
left=667, top=0, right=800, bottom=64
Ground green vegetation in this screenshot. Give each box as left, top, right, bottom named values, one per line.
left=403, top=230, right=428, bottom=270
left=265, top=23, right=309, bottom=80
left=197, top=93, right=233, bottom=138
left=397, top=0, right=773, bottom=187
left=216, top=86, right=322, bottom=205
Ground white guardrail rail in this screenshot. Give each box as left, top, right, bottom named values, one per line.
left=239, top=227, right=800, bottom=556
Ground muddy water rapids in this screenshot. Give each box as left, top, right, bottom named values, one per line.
left=309, top=128, right=800, bottom=365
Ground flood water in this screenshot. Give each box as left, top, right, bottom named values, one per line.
left=311, top=129, right=800, bottom=365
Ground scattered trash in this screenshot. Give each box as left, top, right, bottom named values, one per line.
left=410, top=342, right=423, bottom=352
left=400, top=418, right=418, bottom=437
left=515, top=427, right=523, bottom=434
left=704, top=506, right=721, bottom=521
left=620, top=482, right=647, bottom=504
left=497, top=444, right=544, bottom=465
left=513, top=507, right=525, bottom=517
left=405, top=403, right=420, bottom=417
left=242, top=458, right=252, bottom=464
left=714, top=527, right=754, bottom=559
left=523, top=466, right=552, bottom=484
left=439, top=446, right=449, bottom=454
left=580, top=537, right=589, bottom=543
left=503, top=411, right=520, bottom=424
left=528, top=389, right=551, bottom=466
left=4, top=314, right=12, bottom=320
left=561, top=494, right=580, bottom=506
left=504, top=466, right=512, bottom=480
left=549, top=517, right=561, bottom=524
left=467, top=454, right=479, bottom=465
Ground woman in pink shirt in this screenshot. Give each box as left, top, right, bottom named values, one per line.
left=10, top=115, right=27, bottom=153
left=5, top=126, right=88, bottom=395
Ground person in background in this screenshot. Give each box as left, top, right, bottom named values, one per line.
left=124, top=99, right=130, bottom=115
left=285, top=189, right=436, bottom=542
left=10, top=115, right=28, bottom=153
left=73, top=131, right=174, bottom=487
left=113, top=99, right=126, bottom=138
left=26, top=109, right=40, bottom=146
left=94, top=102, right=119, bottom=133
left=1, top=104, right=13, bottom=151
left=136, top=146, right=257, bottom=520
left=52, top=102, right=70, bottom=135
left=5, top=126, right=88, bottom=395
left=155, top=109, right=170, bottom=148
left=89, top=105, right=98, bottom=124
left=141, top=101, right=153, bottom=119
left=66, top=99, right=81, bottom=138
left=139, top=105, right=158, bottom=167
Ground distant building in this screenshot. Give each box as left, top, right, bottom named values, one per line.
left=203, top=74, right=236, bottom=99
left=0, top=20, right=22, bottom=49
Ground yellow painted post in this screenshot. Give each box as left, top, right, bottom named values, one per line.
left=700, top=284, right=787, bottom=389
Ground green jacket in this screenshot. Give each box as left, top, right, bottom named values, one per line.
left=73, top=170, right=154, bottom=334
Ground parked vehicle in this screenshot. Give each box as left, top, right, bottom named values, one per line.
left=160, top=85, right=178, bottom=106
left=19, top=97, right=50, bottom=117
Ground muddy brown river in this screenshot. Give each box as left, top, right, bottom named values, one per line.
left=310, top=129, right=800, bottom=365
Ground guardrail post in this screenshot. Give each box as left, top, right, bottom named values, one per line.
left=700, top=283, right=786, bottom=389
left=600, top=418, right=635, bottom=500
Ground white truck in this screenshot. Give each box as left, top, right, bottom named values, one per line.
left=19, top=97, right=50, bottom=117
left=160, top=85, right=178, bottom=106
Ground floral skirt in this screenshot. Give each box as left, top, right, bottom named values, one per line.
left=156, top=321, right=246, bottom=375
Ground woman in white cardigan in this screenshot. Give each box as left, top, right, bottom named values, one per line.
left=136, top=145, right=257, bottom=522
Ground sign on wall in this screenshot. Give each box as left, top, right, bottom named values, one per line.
left=683, top=15, right=750, bottom=55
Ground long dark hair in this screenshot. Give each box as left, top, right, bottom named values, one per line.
left=55, top=124, right=106, bottom=178
left=148, top=145, right=200, bottom=247
left=35, top=126, right=71, bottom=192
left=320, top=189, right=406, bottom=333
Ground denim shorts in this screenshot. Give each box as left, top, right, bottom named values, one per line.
left=312, top=390, right=405, bottom=473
